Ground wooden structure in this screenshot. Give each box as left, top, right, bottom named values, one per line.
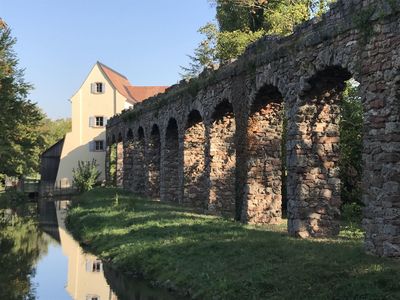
left=40, top=138, right=65, bottom=187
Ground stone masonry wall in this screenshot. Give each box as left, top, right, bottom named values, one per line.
left=146, top=126, right=161, bottom=199
left=246, top=99, right=283, bottom=224
left=107, top=0, right=400, bottom=257
left=208, top=101, right=236, bottom=216
left=131, top=128, right=146, bottom=194
left=162, top=120, right=180, bottom=202
left=183, top=111, right=207, bottom=208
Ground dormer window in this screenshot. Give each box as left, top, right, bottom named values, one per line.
left=91, top=82, right=105, bottom=94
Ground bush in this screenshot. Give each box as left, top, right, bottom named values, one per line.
left=72, top=160, right=101, bottom=193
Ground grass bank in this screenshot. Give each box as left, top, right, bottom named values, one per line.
left=66, top=187, right=400, bottom=299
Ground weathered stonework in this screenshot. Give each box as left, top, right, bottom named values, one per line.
left=106, top=0, right=400, bottom=257
left=184, top=110, right=207, bottom=208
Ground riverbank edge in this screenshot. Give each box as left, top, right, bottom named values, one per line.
left=65, top=187, right=400, bottom=299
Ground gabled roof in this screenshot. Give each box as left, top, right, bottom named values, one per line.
left=126, top=86, right=168, bottom=103
left=97, top=61, right=168, bottom=104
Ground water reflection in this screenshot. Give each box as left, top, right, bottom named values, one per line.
left=0, top=198, right=184, bottom=300
left=0, top=208, right=48, bottom=300
left=56, top=201, right=118, bottom=300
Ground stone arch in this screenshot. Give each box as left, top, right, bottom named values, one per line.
left=130, top=126, right=146, bottom=194
left=287, top=65, right=352, bottom=238
left=183, top=110, right=207, bottom=208
left=147, top=124, right=161, bottom=198
left=208, top=99, right=236, bottom=216
left=245, top=84, right=284, bottom=224
left=126, top=128, right=134, bottom=140
left=162, top=118, right=180, bottom=202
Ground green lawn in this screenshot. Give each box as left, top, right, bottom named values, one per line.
left=66, top=187, right=400, bottom=299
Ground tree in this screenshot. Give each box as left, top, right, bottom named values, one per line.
left=0, top=22, right=45, bottom=177
left=180, top=23, right=218, bottom=79
left=181, top=0, right=313, bottom=77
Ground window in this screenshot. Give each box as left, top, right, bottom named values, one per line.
left=95, top=140, right=104, bottom=151
left=89, top=116, right=107, bottom=127
left=95, top=116, right=104, bottom=127
left=92, top=260, right=102, bottom=272
left=91, top=82, right=105, bottom=94
left=86, top=295, right=100, bottom=300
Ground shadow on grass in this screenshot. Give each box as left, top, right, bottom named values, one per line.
left=67, top=188, right=400, bottom=300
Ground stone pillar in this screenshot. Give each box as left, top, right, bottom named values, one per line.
left=116, top=142, right=124, bottom=188
left=287, top=76, right=344, bottom=238
left=161, top=119, right=180, bottom=202
left=208, top=101, right=236, bottom=216
left=183, top=111, right=207, bottom=208
left=362, top=70, right=400, bottom=257
left=123, top=140, right=134, bottom=190
left=245, top=101, right=283, bottom=224
left=146, top=126, right=161, bottom=198
left=131, top=131, right=146, bottom=195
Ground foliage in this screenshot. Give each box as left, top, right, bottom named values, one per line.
left=180, top=23, right=218, bottom=79
left=182, top=0, right=313, bottom=77
left=0, top=23, right=46, bottom=178
left=217, top=29, right=265, bottom=61
left=40, top=117, right=71, bottom=150
left=72, top=159, right=101, bottom=193
left=339, top=81, right=363, bottom=205
left=67, top=188, right=400, bottom=300
left=0, top=215, right=48, bottom=300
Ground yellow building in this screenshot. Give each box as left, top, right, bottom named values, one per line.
left=52, top=62, right=167, bottom=187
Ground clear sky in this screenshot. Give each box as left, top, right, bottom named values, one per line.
left=2, top=0, right=215, bottom=119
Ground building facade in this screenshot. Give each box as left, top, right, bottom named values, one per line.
left=54, top=62, right=167, bottom=187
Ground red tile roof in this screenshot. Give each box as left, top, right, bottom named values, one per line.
left=126, top=86, right=168, bottom=103
left=97, top=62, right=167, bottom=103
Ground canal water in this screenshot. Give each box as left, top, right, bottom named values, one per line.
left=0, top=198, right=184, bottom=300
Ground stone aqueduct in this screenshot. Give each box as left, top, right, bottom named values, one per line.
left=106, top=0, right=400, bottom=257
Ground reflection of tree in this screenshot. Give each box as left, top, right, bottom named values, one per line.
left=0, top=213, right=49, bottom=300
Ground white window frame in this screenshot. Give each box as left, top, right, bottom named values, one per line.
left=95, top=116, right=104, bottom=127
left=94, top=140, right=104, bottom=152
left=91, top=82, right=105, bottom=94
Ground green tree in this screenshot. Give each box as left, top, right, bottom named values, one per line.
left=182, top=0, right=313, bottom=76
left=180, top=23, right=218, bottom=79
left=339, top=81, right=363, bottom=205
left=0, top=21, right=45, bottom=177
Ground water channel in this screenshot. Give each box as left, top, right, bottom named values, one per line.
left=0, top=198, right=185, bottom=300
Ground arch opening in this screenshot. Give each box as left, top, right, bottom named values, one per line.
left=209, top=100, right=236, bottom=216
left=288, top=66, right=362, bottom=238
left=163, top=118, right=180, bottom=202
left=245, top=84, right=284, bottom=224
left=184, top=110, right=206, bottom=208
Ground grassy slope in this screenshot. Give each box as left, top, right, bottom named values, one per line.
left=66, top=188, right=400, bottom=299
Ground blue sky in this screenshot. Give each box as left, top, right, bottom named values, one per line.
left=2, top=0, right=215, bottom=119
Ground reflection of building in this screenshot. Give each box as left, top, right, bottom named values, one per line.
left=41, top=62, right=168, bottom=187
left=56, top=202, right=118, bottom=300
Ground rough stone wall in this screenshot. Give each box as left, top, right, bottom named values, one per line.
left=246, top=101, right=283, bottom=224
left=106, top=0, right=400, bottom=257
left=123, top=140, right=134, bottom=190
left=116, top=142, right=124, bottom=188
left=183, top=112, right=207, bottom=208
left=208, top=101, right=236, bottom=216
left=162, top=120, right=180, bottom=202
left=146, top=127, right=161, bottom=198
left=131, top=130, right=146, bottom=194
left=287, top=73, right=344, bottom=238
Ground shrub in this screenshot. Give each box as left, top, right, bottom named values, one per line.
left=72, top=159, right=101, bottom=193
